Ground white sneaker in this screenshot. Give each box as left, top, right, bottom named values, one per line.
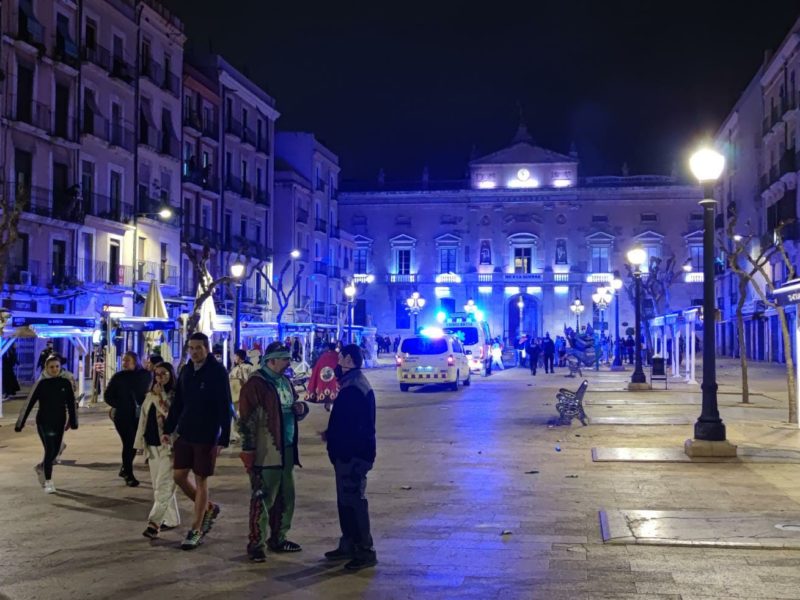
left=34, top=464, right=45, bottom=487
left=43, top=480, right=56, bottom=494
left=55, top=442, right=67, bottom=464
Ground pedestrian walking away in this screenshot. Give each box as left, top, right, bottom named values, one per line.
left=15, top=356, right=78, bottom=493
left=306, top=343, right=340, bottom=411
left=542, top=333, right=555, bottom=374
left=229, top=349, right=256, bottom=444
left=526, top=337, right=542, bottom=376
left=3, top=342, right=20, bottom=398
left=135, top=362, right=180, bottom=539
left=105, top=351, right=151, bottom=487
left=239, top=342, right=310, bottom=562
left=163, top=333, right=232, bottom=551
left=321, top=344, right=378, bottom=572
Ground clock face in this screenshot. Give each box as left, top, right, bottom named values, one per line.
left=517, top=168, right=530, bottom=181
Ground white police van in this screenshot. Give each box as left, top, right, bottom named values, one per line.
left=396, top=327, right=471, bottom=392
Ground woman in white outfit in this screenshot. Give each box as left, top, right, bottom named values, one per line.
left=135, top=362, right=180, bottom=539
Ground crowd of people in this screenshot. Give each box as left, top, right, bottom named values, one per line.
left=11, top=333, right=379, bottom=572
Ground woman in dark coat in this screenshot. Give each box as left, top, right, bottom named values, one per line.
left=15, top=356, right=78, bottom=493
left=3, top=344, right=21, bottom=397
left=105, top=351, right=151, bottom=487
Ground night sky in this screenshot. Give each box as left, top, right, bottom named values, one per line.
left=164, top=0, right=800, bottom=183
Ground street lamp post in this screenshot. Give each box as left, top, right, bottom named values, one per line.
left=344, top=282, right=356, bottom=343
left=591, top=286, right=613, bottom=370
left=230, top=261, right=245, bottom=351
left=406, top=291, right=426, bottom=333
left=686, top=147, right=734, bottom=456
left=627, top=246, right=647, bottom=386
left=569, top=298, right=584, bottom=331
left=610, top=275, right=624, bottom=369
left=132, top=205, right=173, bottom=289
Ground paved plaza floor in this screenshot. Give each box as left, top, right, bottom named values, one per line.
left=2, top=358, right=800, bottom=599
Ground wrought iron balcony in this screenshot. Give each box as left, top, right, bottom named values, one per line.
left=184, top=224, right=222, bottom=247
left=313, top=261, right=328, bottom=275
left=255, top=189, right=269, bottom=206
left=7, top=99, right=52, bottom=132
left=296, top=208, right=309, bottom=224
left=315, top=218, right=327, bottom=233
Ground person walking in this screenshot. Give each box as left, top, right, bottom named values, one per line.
left=36, top=340, right=54, bottom=374
left=105, top=351, right=151, bottom=487
left=542, top=333, right=556, bottom=374
left=135, top=362, right=180, bottom=539
left=306, top=343, right=340, bottom=411
left=526, top=337, right=542, bottom=376
left=490, top=338, right=504, bottom=371
left=321, top=344, right=377, bottom=571
left=15, top=356, right=78, bottom=493
left=229, top=349, right=256, bottom=444
left=3, top=342, right=20, bottom=398
left=163, top=333, right=232, bottom=551
left=238, top=342, right=310, bottom=562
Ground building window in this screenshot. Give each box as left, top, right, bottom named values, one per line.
left=513, top=247, right=532, bottom=274
left=641, top=213, right=658, bottom=223
left=397, top=249, right=411, bottom=275
left=642, top=245, right=661, bottom=273
left=240, top=216, right=246, bottom=237
left=689, top=245, right=703, bottom=271
left=592, top=215, right=608, bottom=223
left=591, top=246, right=609, bottom=272
left=354, top=248, right=368, bottom=273
left=439, top=247, right=457, bottom=273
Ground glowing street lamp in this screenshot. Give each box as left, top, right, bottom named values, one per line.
left=230, top=261, right=245, bottom=350
left=687, top=146, right=730, bottom=451
left=610, top=275, right=624, bottom=368
left=406, top=291, right=426, bottom=333
left=627, top=245, right=647, bottom=385
left=569, top=298, right=585, bottom=330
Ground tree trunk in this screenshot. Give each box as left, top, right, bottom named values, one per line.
left=777, top=306, right=798, bottom=424
left=736, top=284, right=749, bottom=404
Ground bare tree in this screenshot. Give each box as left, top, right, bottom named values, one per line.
left=0, top=185, right=28, bottom=287
left=182, top=243, right=264, bottom=338
left=719, top=211, right=778, bottom=405
left=262, top=256, right=305, bottom=341
left=736, top=222, right=797, bottom=423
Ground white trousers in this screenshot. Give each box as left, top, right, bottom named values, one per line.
left=145, top=445, right=180, bottom=528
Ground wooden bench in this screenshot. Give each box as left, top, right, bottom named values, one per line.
left=555, top=379, right=589, bottom=426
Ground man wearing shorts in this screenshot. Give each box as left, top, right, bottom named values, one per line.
left=163, top=332, right=232, bottom=550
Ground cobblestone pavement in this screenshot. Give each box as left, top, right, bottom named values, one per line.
left=1, top=359, right=800, bottom=599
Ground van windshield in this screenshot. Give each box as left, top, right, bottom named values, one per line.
left=401, top=337, right=448, bottom=355
left=443, top=326, right=479, bottom=345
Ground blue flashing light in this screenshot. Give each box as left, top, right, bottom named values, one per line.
left=420, top=326, right=444, bottom=338
left=436, top=311, right=447, bottom=323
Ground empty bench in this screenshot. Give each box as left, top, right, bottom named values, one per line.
left=555, top=379, right=589, bottom=426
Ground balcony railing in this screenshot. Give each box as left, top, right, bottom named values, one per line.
left=224, top=174, right=244, bottom=195
left=109, top=121, right=136, bottom=152
left=46, top=263, right=78, bottom=288
left=7, top=99, right=52, bottom=132
left=328, top=265, right=341, bottom=279
left=111, top=55, right=135, bottom=82
left=183, top=110, right=202, bottom=131
left=312, top=301, right=326, bottom=315
left=84, top=192, right=133, bottom=223
left=9, top=184, right=84, bottom=224
left=329, top=224, right=340, bottom=238
left=93, top=260, right=133, bottom=286
left=135, top=261, right=179, bottom=286
left=140, top=59, right=180, bottom=97
left=255, top=189, right=269, bottom=206
left=138, top=193, right=179, bottom=223
left=54, top=34, right=80, bottom=69
left=5, top=261, right=41, bottom=286
left=780, top=150, right=796, bottom=176
left=184, top=224, right=222, bottom=247
left=313, top=261, right=328, bottom=275
left=296, top=208, right=309, bottom=224
left=201, top=118, right=218, bottom=140
left=16, top=11, right=45, bottom=47
left=241, top=127, right=256, bottom=147
left=315, top=218, right=327, bottom=233
left=255, top=136, right=269, bottom=155
left=183, top=166, right=219, bottom=192
left=225, top=117, right=242, bottom=138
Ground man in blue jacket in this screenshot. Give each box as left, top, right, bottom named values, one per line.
left=163, top=332, right=232, bottom=550
left=321, top=344, right=377, bottom=571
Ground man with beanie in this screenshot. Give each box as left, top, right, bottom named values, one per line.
left=322, top=344, right=377, bottom=571
left=238, top=341, right=310, bottom=562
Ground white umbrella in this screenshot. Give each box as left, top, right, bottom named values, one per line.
left=143, top=279, right=169, bottom=353
left=196, top=271, right=217, bottom=338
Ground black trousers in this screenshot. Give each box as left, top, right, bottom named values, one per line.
left=37, top=420, right=65, bottom=480
left=113, top=415, right=137, bottom=478
left=530, top=353, right=539, bottom=375
left=544, top=354, right=554, bottom=373
left=334, top=458, right=374, bottom=555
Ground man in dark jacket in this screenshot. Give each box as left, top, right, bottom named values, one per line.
left=163, top=332, right=232, bottom=550
left=322, top=344, right=377, bottom=571
left=526, top=337, right=542, bottom=376
left=104, top=351, right=151, bottom=487
left=238, top=342, right=309, bottom=562
left=542, top=333, right=556, bottom=374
